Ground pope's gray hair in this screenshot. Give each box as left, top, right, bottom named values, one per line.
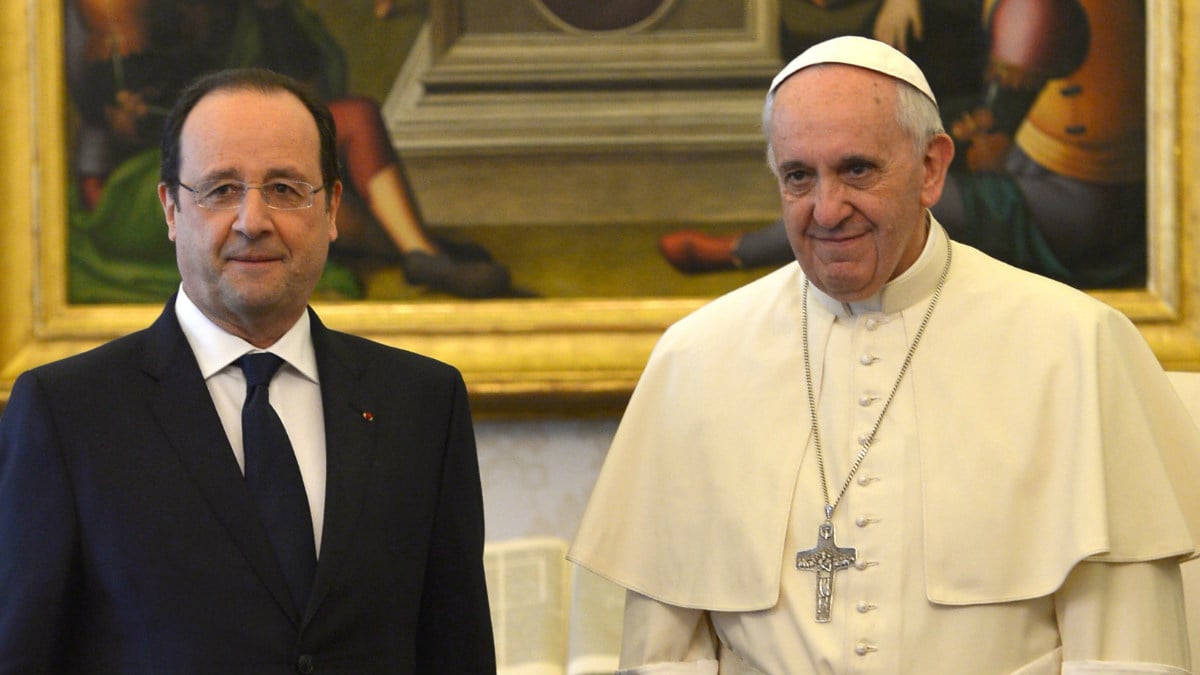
left=762, top=65, right=944, bottom=175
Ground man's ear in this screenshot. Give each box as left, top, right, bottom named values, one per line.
left=325, top=180, right=342, bottom=243
left=158, top=182, right=178, bottom=241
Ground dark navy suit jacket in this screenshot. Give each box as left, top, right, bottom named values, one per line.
left=0, top=301, right=495, bottom=674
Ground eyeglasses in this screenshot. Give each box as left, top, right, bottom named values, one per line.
left=178, top=179, right=326, bottom=210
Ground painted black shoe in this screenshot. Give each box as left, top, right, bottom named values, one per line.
left=402, top=251, right=512, bottom=298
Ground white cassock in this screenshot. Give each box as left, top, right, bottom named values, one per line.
left=569, top=218, right=1200, bottom=675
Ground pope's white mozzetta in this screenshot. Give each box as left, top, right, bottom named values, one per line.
left=569, top=221, right=1200, bottom=674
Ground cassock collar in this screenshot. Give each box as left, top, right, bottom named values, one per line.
left=174, top=286, right=319, bottom=384
left=809, top=213, right=948, bottom=317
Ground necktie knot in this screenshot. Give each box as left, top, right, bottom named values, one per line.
left=238, top=353, right=285, bottom=390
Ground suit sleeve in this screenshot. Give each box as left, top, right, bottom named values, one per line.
left=414, top=372, right=496, bottom=673
left=0, top=371, right=80, bottom=673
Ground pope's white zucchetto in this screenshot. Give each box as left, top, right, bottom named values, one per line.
left=769, top=35, right=938, bottom=107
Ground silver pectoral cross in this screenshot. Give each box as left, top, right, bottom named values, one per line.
left=795, top=520, right=857, bottom=622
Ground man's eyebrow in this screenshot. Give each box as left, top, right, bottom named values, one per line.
left=192, top=168, right=241, bottom=183
left=261, top=167, right=311, bottom=181
left=193, top=167, right=310, bottom=183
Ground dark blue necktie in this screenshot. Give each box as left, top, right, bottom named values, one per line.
left=238, top=353, right=316, bottom=614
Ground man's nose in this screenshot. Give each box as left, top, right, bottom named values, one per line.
left=232, top=189, right=275, bottom=237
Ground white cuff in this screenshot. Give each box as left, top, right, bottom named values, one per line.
left=616, top=660, right=719, bottom=675
left=1063, top=661, right=1190, bottom=675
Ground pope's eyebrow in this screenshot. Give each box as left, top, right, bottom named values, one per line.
left=836, top=154, right=881, bottom=171
left=776, top=159, right=812, bottom=175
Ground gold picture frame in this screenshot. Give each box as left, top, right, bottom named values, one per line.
left=1, top=1, right=1197, bottom=417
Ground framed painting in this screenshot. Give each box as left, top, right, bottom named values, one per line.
left=0, top=0, right=1197, bottom=417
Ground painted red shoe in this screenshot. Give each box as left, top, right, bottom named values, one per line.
left=658, top=230, right=742, bottom=274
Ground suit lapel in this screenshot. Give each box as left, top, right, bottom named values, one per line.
left=304, top=310, right=378, bottom=624
left=142, top=300, right=302, bottom=625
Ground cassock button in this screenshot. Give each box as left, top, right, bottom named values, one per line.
left=855, top=640, right=877, bottom=655
left=856, top=600, right=877, bottom=613
left=857, top=474, right=876, bottom=486
left=864, top=318, right=880, bottom=331
left=859, top=353, right=876, bottom=365
left=858, top=394, right=876, bottom=407
left=296, top=654, right=315, bottom=674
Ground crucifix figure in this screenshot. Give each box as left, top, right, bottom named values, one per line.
left=795, top=521, right=857, bottom=623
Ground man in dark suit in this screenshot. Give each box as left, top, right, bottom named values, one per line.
left=0, top=68, right=495, bottom=673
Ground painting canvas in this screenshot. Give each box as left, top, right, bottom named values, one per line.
left=0, top=0, right=1195, bottom=414
left=60, top=0, right=777, bottom=306
left=62, top=0, right=1146, bottom=308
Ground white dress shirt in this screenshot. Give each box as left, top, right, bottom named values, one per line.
left=174, top=288, right=327, bottom=556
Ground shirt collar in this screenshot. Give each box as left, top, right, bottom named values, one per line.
left=174, top=287, right=320, bottom=384
left=810, top=213, right=949, bottom=317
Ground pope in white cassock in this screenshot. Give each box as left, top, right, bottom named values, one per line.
left=568, top=36, right=1200, bottom=675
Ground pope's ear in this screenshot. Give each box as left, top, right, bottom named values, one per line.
left=920, top=133, right=955, bottom=208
